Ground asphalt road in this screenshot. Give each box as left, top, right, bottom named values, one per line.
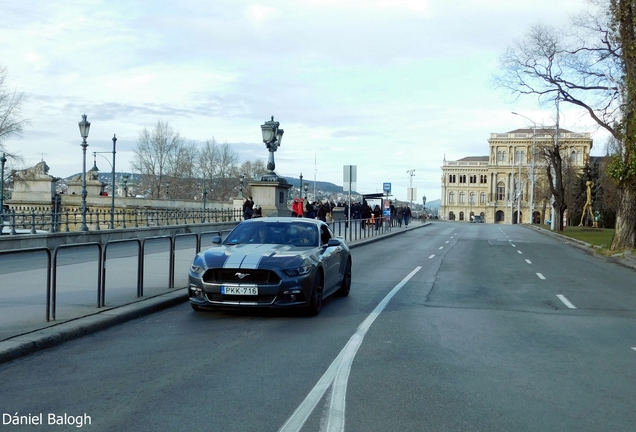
left=1, top=222, right=635, bottom=431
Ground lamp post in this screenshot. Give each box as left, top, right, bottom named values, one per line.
left=260, top=116, right=284, bottom=180
left=0, top=153, right=6, bottom=218
left=469, top=192, right=474, bottom=220
left=202, top=188, right=208, bottom=223
left=239, top=173, right=245, bottom=199
left=299, top=172, right=303, bottom=197
left=304, top=182, right=309, bottom=200
left=512, top=112, right=536, bottom=224
left=91, top=133, right=117, bottom=229
left=406, top=169, right=415, bottom=208
left=78, top=114, right=91, bottom=231
left=123, top=175, right=129, bottom=198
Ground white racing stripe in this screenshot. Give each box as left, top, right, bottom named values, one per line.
left=278, top=267, right=422, bottom=432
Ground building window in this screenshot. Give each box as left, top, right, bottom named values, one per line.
left=459, top=175, right=466, bottom=183
left=514, top=150, right=525, bottom=164
left=449, top=211, right=455, bottom=221
left=497, top=182, right=505, bottom=201
left=459, top=192, right=465, bottom=203
left=449, top=192, right=455, bottom=203
left=497, top=150, right=506, bottom=163
left=480, top=192, right=486, bottom=203
left=469, top=175, right=477, bottom=184
left=480, top=175, right=487, bottom=184
left=459, top=211, right=465, bottom=221
left=449, top=174, right=456, bottom=183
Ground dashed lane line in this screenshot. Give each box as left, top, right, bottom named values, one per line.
left=557, top=294, right=577, bottom=309
left=537, top=273, right=546, bottom=279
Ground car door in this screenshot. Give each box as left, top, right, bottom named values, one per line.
left=319, top=225, right=341, bottom=293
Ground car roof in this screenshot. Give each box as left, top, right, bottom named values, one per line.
left=240, top=217, right=325, bottom=227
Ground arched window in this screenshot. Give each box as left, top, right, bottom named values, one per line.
left=449, top=211, right=455, bottom=221
left=449, top=174, right=456, bottom=183
left=459, top=211, right=465, bottom=221
left=448, top=192, right=455, bottom=203
left=459, top=175, right=467, bottom=183
left=497, top=182, right=506, bottom=201
left=480, top=192, right=486, bottom=203
left=459, top=192, right=465, bottom=203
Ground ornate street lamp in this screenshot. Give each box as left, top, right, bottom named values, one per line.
left=303, top=182, right=309, bottom=200
left=299, top=172, right=303, bottom=197
left=260, top=116, right=284, bottom=181
left=239, top=173, right=245, bottom=199
left=78, top=114, right=91, bottom=231
left=0, top=153, right=6, bottom=218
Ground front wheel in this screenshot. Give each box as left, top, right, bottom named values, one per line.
left=306, top=271, right=324, bottom=316
left=336, top=258, right=351, bottom=297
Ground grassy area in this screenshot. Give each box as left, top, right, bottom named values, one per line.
left=540, top=225, right=617, bottom=254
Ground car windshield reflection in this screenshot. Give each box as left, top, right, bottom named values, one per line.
left=224, top=222, right=319, bottom=247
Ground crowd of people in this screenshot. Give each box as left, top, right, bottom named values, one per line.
left=243, top=196, right=414, bottom=229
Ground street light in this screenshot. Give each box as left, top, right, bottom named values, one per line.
left=260, top=116, right=284, bottom=180
left=299, top=172, right=303, bottom=197
left=303, top=182, right=309, bottom=200
left=407, top=169, right=415, bottom=208
left=239, top=173, right=245, bottom=199
left=202, top=188, right=208, bottom=223
left=92, top=134, right=117, bottom=229
left=0, top=153, right=6, bottom=218
left=512, top=112, right=537, bottom=224
left=123, top=175, right=129, bottom=198
left=78, top=114, right=91, bottom=231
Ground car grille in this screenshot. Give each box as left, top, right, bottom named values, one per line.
left=206, top=293, right=277, bottom=304
left=203, top=269, right=281, bottom=284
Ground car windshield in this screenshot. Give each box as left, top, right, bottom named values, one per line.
left=223, top=222, right=319, bottom=247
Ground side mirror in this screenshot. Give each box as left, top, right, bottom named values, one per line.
left=327, top=238, right=341, bottom=247
left=212, top=236, right=222, bottom=244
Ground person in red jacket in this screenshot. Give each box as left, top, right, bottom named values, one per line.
left=292, top=197, right=304, bottom=217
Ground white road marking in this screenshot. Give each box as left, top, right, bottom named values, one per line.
left=439, top=246, right=444, bottom=250
left=278, top=267, right=423, bottom=432
left=632, top=347, right=636, bottom=352
left=428, top=255, right=435, bottom=259
left=445, top=241, right=449, bottom=244
left=510, top=243, right=516, bottom=247
left=517, top=250, right=522, bottom=254
left=557, top=294, right=577, bottom=309
left=536, top=273, right=546, bottom=279
left=525, top=259, right=532, bottom=264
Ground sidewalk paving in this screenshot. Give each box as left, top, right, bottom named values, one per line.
left=0, top=222, right=429, bottom=364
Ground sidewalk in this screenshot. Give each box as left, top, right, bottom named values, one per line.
left=0, top=222, right=429, bottom=364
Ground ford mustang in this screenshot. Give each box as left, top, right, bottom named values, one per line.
left=188, top=218, right=352, bottom=315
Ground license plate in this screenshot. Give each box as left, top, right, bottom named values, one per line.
left=221, top=286, right=258, bottom=295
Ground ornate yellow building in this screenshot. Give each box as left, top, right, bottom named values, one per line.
left=440, top=128, right=592, bottom=224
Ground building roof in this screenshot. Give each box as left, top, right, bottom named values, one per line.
left=506, top=128, right=573, bottom=134
left=457, top=156, right=489, bottom=162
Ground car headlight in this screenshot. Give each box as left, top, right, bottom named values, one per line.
left=190, top=256, right=206, bottom=275
left=283, top=265, right=312, bottom=277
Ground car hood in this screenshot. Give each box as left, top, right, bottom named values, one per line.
left=201, top=243, right=311, bottom=269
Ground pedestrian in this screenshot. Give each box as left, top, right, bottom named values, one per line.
left=373, top=205, right=382, bottom=230
left=403, top=205, right=412, bottom=227
left=292, top=197, right=303, bottom=217
left=396, top=205, right=404, bottom=227
left=305, top=200, right=316, bottom=219
left=390, top=201, right=396, bottom=226
left=253, top=204, right=262, bottom=218
left=317, top=199, right=328, bottom=222
left=243, top=197, right=254, bottom=220
left=361, top=200, right=371, bottom=229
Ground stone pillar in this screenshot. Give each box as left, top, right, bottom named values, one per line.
left=248, top=180, right=293, bottom=217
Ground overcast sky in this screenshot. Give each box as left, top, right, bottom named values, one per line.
left=1, top=0, right=604, bottom=201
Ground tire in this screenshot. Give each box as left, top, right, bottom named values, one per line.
left=306, top=271, right=324, bottom=316
left=336, top=258, right=352, bottom=297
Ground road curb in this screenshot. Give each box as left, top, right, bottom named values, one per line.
left=526, top=225, right=636, bottom=271
left=0, top=289, right=188, bottom=364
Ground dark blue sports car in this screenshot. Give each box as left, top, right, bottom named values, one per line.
left=188, top=218, right=352, bottom=315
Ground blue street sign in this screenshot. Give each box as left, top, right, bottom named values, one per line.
left=383, top=182, right=391, bottom=192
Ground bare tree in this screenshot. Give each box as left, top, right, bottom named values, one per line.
left=131, top=120, right=186, bottom=199
left=165, top=141, right=200, bottom=199
left=0, top=65, right=29, bottom=154
left=198, top=139, right=241, bottom=201
left=495, top=1, right=636, bottom=249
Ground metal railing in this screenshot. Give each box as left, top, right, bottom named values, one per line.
left=0, top=207, right=243, bottom=234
